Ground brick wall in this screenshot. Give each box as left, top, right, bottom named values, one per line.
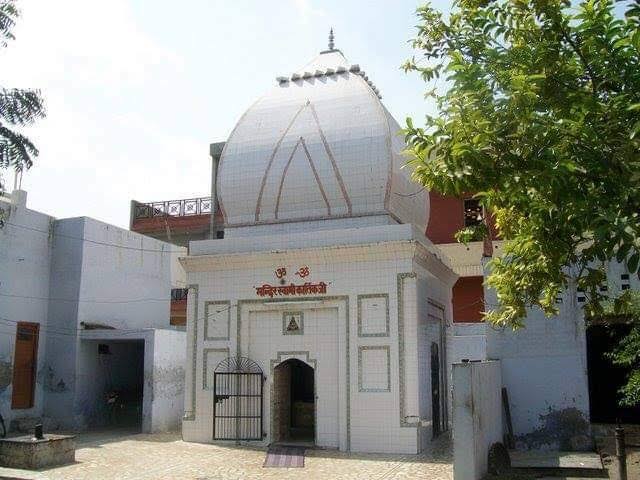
left=426, top=192, right=499, bottom=245
left=452, top=276, right=484, bottom=323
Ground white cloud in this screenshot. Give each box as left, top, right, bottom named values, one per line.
left=290, top=0, right=326, bottom=24
left=0, top=0, right=203, bottom=227
left=1, top=0, right=182, bottom=88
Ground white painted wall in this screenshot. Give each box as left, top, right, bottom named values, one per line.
left=181, top=224, right=457, bottom=454
left=246, top=307, right=340, bottom=448
left=183, top=252, right=418, bottom=452
left=44, top=217, right=179, bottom=428
left=485, top=277, right=590, bottom=449
left=150, top=329, right=186, bottom=432
left=605, top=260, right=640, bottom=296
left=170, top=248, right=187, bottom=289
left=415, top=266, right=455, bottom=451
left=225, top=215, right=396, bottom=238
left=0, top=190, right=52, bottom=428
left=76, top=217, right=175, bottom=331
left=481, top=257, right=640, bottom=449
left=449, top=323, right=487, bottom=363
left=452, top=361, right=503, bottom=480
left=1, top=190, right=185, bottom=432
left=43, top=217, right=85, bottom=428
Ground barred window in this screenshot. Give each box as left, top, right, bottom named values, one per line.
left=463, top=199, right=483, bottom=227
left=171, top=288, right=188, bottom=301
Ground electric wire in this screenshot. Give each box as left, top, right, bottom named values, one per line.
left=0, top=292, right=177, bottom=303
left=4, top=221, right=185, bottom=254
left=0, top=297, right=497, bottom=339
left=0, top=301, right=236, bottom=338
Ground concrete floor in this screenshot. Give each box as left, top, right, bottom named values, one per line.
left=0, top=430, right=453, bottom=480
left=596, top=424, right=640, bottom=480
left=509, top=450, right=603, bottom=470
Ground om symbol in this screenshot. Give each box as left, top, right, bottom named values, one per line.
left=295, top=266, right=310, bottom=278
left=275, top=267, right=287, bottom=279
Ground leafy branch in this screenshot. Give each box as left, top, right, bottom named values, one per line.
left=0, top=0, right=45, bottom=192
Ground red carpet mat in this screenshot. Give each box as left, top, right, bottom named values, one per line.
left=263, top=446, right=306, bottom=468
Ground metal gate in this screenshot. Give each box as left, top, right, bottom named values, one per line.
left=213, top=357, right=264, bottom=440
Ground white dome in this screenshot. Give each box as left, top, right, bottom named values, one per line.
left=217, top=50, right=428, bottom=231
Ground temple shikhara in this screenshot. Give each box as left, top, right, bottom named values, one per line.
left=126, top=33, right=638, bottom=455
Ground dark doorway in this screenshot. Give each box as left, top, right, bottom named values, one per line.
left=272, top=359, right=315, bottom=444
left=587, top=324, right=640, bottom=424
left=431, top=342, right=441, bottom=438
left=96, top=340, right=145, bottom=430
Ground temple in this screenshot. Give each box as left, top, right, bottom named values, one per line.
left=128, top=34, right=639, bottom=454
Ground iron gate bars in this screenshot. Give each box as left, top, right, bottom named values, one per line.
left=213, top=357, right=264, bottom=441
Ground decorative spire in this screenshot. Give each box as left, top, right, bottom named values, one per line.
left=328, top=28, right=335, bottom=51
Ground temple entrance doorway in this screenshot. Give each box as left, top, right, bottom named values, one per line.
left=272, top=359, right=315, bottom=445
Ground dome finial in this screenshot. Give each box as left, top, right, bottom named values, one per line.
left=328, top=28, right=335, bottom=51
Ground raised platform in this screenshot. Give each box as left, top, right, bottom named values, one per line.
left=510, top=450, right=607, bottom=478
left=0, top=434, right=75, bottom=469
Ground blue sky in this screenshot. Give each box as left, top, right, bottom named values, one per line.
left=2, top=0, right=450, bottom=227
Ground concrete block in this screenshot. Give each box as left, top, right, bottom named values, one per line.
left=0, top=434, right=75, bottom=469
left=452, top=360, right=503, bottom=480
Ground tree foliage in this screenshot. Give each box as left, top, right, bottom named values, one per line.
left=404, top=0, right=640, bottom=328
left=0, top=0, right=45, bottom=192
left=603, top=290, right=640, bottom=405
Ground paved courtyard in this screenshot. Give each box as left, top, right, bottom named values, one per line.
left=0, top=430, right=453, bottom=480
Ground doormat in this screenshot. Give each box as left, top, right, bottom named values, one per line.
left=263, top=446, right=305, bottom=468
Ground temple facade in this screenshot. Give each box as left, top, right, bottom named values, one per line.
left=166, top=37, right=640, bottom=455
left=179, top=42, right=458, bottom=454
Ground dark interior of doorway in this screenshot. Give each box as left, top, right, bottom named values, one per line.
left=587, top=324, right=640, bottom=424
left=289, top=360, right=314, bottom=442
left=99, top=340, right=145, bottom=431
left=273, top=359, right=315, bottom=445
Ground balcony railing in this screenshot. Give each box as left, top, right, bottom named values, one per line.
left=133, top=197, right=212, bottom=220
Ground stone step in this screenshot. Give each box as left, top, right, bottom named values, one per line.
left=512, top=468, right=608, bottom=478
left=510, top=450, right=608, bottom=479
left=537, top=477, right=607, bottom=480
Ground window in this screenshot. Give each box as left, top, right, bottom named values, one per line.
left=170, top=288, right=188, bottom=326
left=171, top=288, right=188, bottom=301
left=463, top=199, right=483, bottom=227
left=621, top=273, right=630, bottom=291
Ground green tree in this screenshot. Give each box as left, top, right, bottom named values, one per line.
left=602, top=290, right=640, bottom=406
left=0, top=0, right=45, bottom=192
left=404, top=1, right=640, bottom=403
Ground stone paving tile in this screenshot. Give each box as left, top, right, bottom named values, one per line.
left=0, top=431, right=453, bottom=480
